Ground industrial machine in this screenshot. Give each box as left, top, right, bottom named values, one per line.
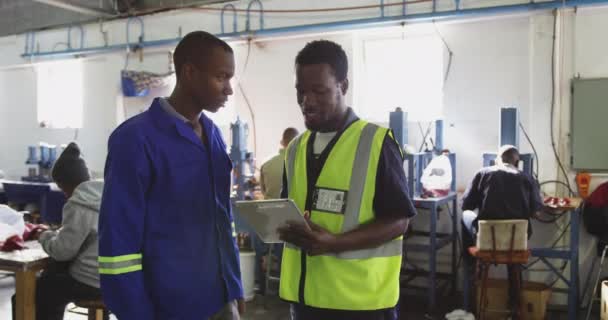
left=390, top=108, right=459, bottom=312
left=482, top=107, right=534, bottom=176
left=229, top=118, right=269, bottom=294
left=389, top=107, right=455, bottom=198
left=23, top=143, right=62, bottom=183
left=229, top=118, right=256, bottom=201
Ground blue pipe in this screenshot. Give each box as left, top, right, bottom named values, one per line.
left=24, top=32, right=30, bottom=54
left=24, top=32, right=36, bottom=55
left=23, top=37, right=183, bottom=58
left=219, top=0, right=579, bottom=38
left=245, top=0, right=264, bottom=31
left=221, top=4, right=238, bottom=34
left=30, top=32, right=36, bottom=54
left=22, top=0, right=608, bottom=58
left=435, top=119, right=443, bottom=153
left=381, top=0, right=385, bottom=17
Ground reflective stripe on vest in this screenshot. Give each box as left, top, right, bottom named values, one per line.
left=280, top=120, right=402, bottom=310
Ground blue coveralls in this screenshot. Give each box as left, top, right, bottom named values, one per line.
left=99, top=98, right=243, bottom=319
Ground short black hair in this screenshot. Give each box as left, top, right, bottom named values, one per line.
left=52, top=142, right=90, bottom=189
left=282, top=127, right=299, bottom=145
left=295, top=40, right=348, bottom=82
left=501, top=148, right=520, bottom=165
left=173, top=31, right=233, bottom=79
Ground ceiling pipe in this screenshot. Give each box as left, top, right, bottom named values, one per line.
left=32, top=0, right=115, bottom=17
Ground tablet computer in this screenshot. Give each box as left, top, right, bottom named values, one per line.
left=234, top=199, right=307, bottom=243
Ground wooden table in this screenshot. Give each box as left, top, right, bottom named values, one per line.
left=0, top=241, right=49, bottom=320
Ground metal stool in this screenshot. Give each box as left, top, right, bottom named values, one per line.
left=469, top=222, right=530, bottom=320
left=74, top=299, right=108, bottom=320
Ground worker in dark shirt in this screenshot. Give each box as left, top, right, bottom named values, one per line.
left=461, top=145, right=543, bottom=319
left=277, top=40, right=417, bottom=320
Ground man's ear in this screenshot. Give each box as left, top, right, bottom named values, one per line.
left=339, top=78, right=349, bottom=95
left=182, top=63, right=195, bottom=82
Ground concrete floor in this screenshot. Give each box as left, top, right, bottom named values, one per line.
left=0, top=274, right=116, bottom=320
left=0, top=273, right=593, bottom=319
left=0, top=274, right=290, bottom=320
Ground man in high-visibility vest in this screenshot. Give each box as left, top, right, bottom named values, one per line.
left=277, top=40, right=417, bottom=320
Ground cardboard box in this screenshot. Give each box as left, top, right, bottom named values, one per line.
left=476, top=279, right=551, bottom=320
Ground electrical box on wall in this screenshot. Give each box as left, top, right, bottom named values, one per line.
left=571, top=78, right=608, bottom=171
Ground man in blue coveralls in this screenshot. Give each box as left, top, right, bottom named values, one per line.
left=99, top=31, right=244, bottom=319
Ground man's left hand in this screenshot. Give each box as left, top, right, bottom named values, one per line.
left=277, top=212, right=338, bottom=256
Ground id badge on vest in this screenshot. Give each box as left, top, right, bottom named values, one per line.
left=312, top=188, right=347, bottom=214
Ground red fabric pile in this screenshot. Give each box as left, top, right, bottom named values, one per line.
left=0, top=223, right=48, bottom=252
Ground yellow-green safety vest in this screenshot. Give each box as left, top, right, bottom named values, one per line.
left=279, top=119, right=403, bottom=310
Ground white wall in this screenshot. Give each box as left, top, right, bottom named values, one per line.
left=0, top=55, right=123, bottom=179
left=1, top=0, right=608, bottom=306
left=231, top=34, right=355, bottom=162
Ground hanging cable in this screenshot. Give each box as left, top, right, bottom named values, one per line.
left=237, top=39, right=257, bottom=156
left=540, top=180, right=574, bottom=196
left=549, top=9, right=573, bottom=194
left=433, top=22, right=453, bottom=84
left=519, top=122, right=540, bottom=180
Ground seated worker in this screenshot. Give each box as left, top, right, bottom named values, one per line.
left=13, top=143, right=105, bottom=320
left=461, top=144, right=543, bottom=318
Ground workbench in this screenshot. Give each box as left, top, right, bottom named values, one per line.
left=0, top=241, right=49, bottom=320
left=403, top=192, right=459, bottom=311
left=401, top=152, right=459, bottom=311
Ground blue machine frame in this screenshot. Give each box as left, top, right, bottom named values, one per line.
left=482, top=152, right=535, bottom=177
left=482, top=107, right=535, bottom=177
left=501, top=107, right=520, bottom=147
left=389, top=108, right=408, bottom=149
left=389, top=109, right=459, bottom=311
left=403, top=152, right=459, bottom=311
left=23, top=144, right=60, bottom=183
left=230, top=118, right=255, bottom=201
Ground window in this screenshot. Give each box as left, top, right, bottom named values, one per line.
left=357, top=35, right=444, bottom=122
left=37, top=60, right=83, bottom=128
